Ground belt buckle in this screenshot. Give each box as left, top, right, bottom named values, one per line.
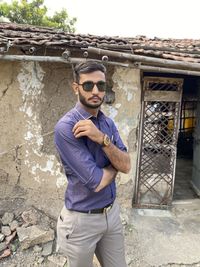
left=103, top=204, right=112, bottom=214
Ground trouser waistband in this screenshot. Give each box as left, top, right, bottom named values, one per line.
left=69, top=202, right=113, bottom=214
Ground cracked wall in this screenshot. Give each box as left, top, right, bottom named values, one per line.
left=103, top=67, right=141, bottom=207
left=0, top=59, right=141, bottom=217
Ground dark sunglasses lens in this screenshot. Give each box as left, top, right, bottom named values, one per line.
left=96, top=81, right=106, bottom=91
left=82, top=82, right=94, bottom=91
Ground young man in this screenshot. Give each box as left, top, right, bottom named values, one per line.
left=54, top=60, right=131, bottom=267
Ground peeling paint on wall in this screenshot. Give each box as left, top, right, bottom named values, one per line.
left=112, top=67, right=138, bottom=102
left=115, top=103, right=121, bottom=109
left=1, top=61, right=141, bottom=214
left=18, top=62, right=44, bottom=147
left=127, top=92, right=133, bottom=101
left=103, top=66, right=141, bottom=188
left=17, top=62, right=65, bottom=188
left=56, top=175, right=67, bottom=188
left=106, top=105, right=118, bottom=119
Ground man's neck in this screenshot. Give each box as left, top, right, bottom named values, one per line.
left=79, top=102, right=99, bottom=117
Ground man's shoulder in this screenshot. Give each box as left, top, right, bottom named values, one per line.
left=55, top=107, right=78, bottom=132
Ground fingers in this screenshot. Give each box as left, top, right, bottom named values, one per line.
left=73, top=126, right=88, bottom=138
left=73, top=120, right=92, bottom=138
left=72, top=119, right=102, bottom=143
left=74, top=130, right=88, bottom=138
left=72, top=120, right=90, bottom=133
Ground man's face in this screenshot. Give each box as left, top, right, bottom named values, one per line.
left=74, top=71, right=106, bottom=109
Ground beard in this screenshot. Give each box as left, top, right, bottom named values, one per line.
left=78, top=90, right=104, bottom=109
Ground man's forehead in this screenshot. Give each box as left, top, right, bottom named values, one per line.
left=79, top=71, right=106, bottom=81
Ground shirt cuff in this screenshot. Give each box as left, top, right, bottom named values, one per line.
left=84, top=167, right=103, bottom=191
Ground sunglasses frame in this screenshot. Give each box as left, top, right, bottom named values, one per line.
left=78, top=80, right=106, bottom=92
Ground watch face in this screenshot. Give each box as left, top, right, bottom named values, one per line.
left=104, top=134, right=111, bottom=146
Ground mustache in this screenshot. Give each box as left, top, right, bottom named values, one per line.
left=88, top=96, right=102, bottom=101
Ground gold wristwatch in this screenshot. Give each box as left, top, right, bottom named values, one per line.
left=102, top=134, right=111, bottom=147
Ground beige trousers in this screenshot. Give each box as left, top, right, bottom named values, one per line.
left=57, top=201, right=127, bottom=267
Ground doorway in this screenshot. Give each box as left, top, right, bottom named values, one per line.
left=173, top=77, right=199, bottom=200
left=135, top=76, right=183, bottom=209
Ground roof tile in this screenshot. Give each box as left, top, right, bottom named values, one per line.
left=1, top=22, right=200, bottom=64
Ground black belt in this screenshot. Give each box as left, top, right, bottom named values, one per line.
left=71, top=203, right=113, bottom=214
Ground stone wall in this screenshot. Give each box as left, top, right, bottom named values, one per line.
left=0, top=58, right=141, bottom=218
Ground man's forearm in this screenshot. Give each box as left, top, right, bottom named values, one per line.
left=94, top=165, right=117, bottom=192
left=102, top=143, right=131, bottom=174
left=72, top=119, right=131, bottom=174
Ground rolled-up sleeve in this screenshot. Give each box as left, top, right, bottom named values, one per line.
left=54, top=121, right=103, bottom=191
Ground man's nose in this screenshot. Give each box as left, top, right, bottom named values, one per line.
left=92, top=84, right=99, bottom=94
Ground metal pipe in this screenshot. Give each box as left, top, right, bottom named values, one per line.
left=1, top=54, right=200, bottom=76
left=140, top=65, right=200, bottom=76
left=87, top=46, right=200, bottom=71
left=0, top=54, right=131, bottom=67
left=0, top=54, right=67, bottom=63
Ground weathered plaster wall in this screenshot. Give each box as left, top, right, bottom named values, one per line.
left=102, top=67, right=141, bottom=207
left=0, top=60, right=76, bottom=216
left=0, top=60, right=141, bottom=217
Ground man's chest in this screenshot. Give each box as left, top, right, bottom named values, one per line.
left=85, top=118, right=112, bottom=167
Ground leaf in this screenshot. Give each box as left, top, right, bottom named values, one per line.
left=0, top=0, right=76, bottom=32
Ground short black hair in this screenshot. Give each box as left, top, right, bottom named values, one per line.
left=73, top=60, right=106, bottom=83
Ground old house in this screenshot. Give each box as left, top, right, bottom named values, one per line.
left=0, top=23, right=199, bottom=218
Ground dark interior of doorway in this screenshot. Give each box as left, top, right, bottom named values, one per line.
left=174, top=77, right=199, bottom=200
left=143, top=72, right=199, bottom=201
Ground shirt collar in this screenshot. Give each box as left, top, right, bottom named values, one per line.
left=74, top=102, right=105, bottom=120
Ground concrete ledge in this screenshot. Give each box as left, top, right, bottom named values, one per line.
left=190, top=181, right=200, bottom=197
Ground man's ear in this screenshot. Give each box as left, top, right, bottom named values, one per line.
left=72, top=82, right=79, bottom=95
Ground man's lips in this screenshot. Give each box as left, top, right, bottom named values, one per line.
left=89, top=97, right=101, bottom=101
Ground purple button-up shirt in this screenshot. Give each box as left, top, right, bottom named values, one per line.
left=54, top=102, right=127, bottom=211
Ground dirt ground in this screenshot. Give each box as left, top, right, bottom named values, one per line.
left=0, top=197, right=200, bottom=267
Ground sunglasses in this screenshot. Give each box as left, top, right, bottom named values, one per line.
left=78, top=81, right=106, bottom=92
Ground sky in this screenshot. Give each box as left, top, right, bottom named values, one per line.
left=3, top=0, right=200, bottom=39
left=43, top=0, right=200, bottom=39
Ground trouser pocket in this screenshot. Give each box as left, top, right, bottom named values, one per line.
left=57, top=207, right=78, bottom=251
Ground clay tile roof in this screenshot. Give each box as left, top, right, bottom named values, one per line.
left=1, top=22, right=200, bottom=63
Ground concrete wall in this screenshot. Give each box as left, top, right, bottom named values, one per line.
left=0, top=59, right=141, bottom=217
left=192, top=79, right=200, bottom=196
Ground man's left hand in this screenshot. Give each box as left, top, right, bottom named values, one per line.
left=73, top=120, right=104, bottom=144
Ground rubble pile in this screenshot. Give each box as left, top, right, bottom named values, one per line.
left=0, top=211, right=19, bottom=260
left=0, top=208, right=67, bottom=267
